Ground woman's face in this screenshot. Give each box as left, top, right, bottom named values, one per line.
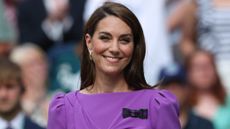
left=188, top=53, right=216, bottom=90
left=86, top=16, right=134, bottom=76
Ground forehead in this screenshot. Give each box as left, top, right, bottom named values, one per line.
left=0, top=69, right=20, bottom=86
left=95, top=16, right=132, bottom=35
left=16, top=49, right=45, bottom=65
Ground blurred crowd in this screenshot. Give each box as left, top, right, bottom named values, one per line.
left=0, top=0, right=230, bottom=129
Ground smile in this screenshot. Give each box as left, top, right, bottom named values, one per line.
left=103, top=55, right=122, bottom=63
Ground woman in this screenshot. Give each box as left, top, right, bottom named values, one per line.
left=168, top=0, right=230, bottom=93
left=47, top=2, right=180, bottom=129
left=186, top=50, right=230, bottom=129
left=159, top=64, right=215, bottom=129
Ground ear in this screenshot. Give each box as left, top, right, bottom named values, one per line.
left=85, top=33, right=93, bottom=53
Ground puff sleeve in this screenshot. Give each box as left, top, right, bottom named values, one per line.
left=47, top=93, right=66, bottom=129
left=151, top=90, right=181, bottom=129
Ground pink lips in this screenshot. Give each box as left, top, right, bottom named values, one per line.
left=103, top=55, right=122, bottom=63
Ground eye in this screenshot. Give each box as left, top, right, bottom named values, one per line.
left=99, top=35, right=110, bottom=42
left=120, top=37, right=132, bottom=44
left=5, top=83, right=17, bottom=90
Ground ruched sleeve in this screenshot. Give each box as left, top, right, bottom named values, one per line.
left=151, top=90, right=181, bottom=129
left=47, top=93, right=66, bottom=129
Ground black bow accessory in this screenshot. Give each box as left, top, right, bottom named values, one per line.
left=122, top=108, right=148, bottom=119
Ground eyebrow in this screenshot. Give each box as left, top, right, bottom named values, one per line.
left=120, top=34, right=133, bottom=38
left=99, top=32, right=112, bottom=36
left=99, top=32, right=133, bottom=37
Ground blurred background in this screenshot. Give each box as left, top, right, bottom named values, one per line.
left=0, top=0, right=230, bottom=129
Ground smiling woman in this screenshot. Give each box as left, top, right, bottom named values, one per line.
left=80, top=2, right=148, bottom=91
left=85, top=16, right=134, bottom=84
left=47, top=2, right=181, bottom=129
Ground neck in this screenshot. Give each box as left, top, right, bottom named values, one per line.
left=89, top=71, right=130, bottom=93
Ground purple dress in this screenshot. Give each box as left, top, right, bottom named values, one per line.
left=47, top=89, right=181, bottom=129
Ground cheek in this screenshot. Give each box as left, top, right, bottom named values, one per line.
left=120, top=44, right=134, bottom=58
left=189, top=70, right=202, bottom=83
left=6, top=89, right=21, bottom=104
left=11, top=89, right=21, bottom=99
left=92, top=41, right=107, bottom=54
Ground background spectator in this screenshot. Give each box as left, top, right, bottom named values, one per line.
left=0, top=58, right=44, bottom=129
left=17, top=0, right=85, bottom=52
left=169, top=0, right=230, bottom=93
left=159, top=63, right=215, bottom=129
left=10, top=44, right=51, bottom=127
left=0, top=0, right=16, bottom=57
left=185, top=50, right=230, bottom=129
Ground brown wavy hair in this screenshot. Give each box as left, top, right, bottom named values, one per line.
left=185, top=50, right=227, bottom=106
left=80, top=2, right=151, bottom=90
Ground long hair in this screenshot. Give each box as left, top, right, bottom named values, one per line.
left=185, top=50, right=227, bottom=105
left=80, top=2, right=150, bottom=90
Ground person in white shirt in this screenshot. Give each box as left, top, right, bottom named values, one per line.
left=0, top=58, right=44, bottom=129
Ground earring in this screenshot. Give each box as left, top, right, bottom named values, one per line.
left=89, top=51, right=93, bottom=60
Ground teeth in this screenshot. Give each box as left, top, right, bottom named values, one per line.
left=108, top=57, right=117, bottom=59
left=105, top=56, right=120, bottom=62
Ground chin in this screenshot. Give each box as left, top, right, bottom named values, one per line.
left=102, top=68, right=123, bottom=76
left=0, top=107, right=14, bottom=114
left=104, top=70, right=121, bottom=76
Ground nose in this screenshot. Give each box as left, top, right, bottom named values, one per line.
left=109, top=40, right=120, bottom=55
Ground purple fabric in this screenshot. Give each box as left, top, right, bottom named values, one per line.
left=47, top=89, right=181, bottom=129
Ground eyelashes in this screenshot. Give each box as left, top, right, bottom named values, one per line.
left=99, top=36, right=110, bottom=42
left=99, top=35, right=132, bottom=44
left=120, top=38, right=131, bottom=44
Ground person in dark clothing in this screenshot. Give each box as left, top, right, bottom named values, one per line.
left=17, top=0, right=85, bottom=52
left=159, top=63, right=215, bottom=129
left=0, top=58, right=44, bottom=129
left=184, top=111, right=214, bottom=129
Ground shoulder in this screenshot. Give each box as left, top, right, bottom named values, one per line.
left=49, top=91, right=76, bottom=112
left=24, top=116, right=45, bottom=129
left=144, top=89, right=181, bottom=129
left=47, top=91, right=76, bottom=129
left=143, top=89, right=179, bottom=109
left=188, top=111, right=214, bottom=129
left=141, top=89, right=179, bottom=116
left=49, top=93, right=66, bottom=113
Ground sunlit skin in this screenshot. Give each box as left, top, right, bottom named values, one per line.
left=0, top=81, right=21, bottom=121
left=84, top=16, right=134, bottom=93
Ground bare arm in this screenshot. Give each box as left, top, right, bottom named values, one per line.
left=167, top=0, right=197, bottom=57
left=167, top=0, right=191, bottom=32
left=179, top=0, right=197, bottom=57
